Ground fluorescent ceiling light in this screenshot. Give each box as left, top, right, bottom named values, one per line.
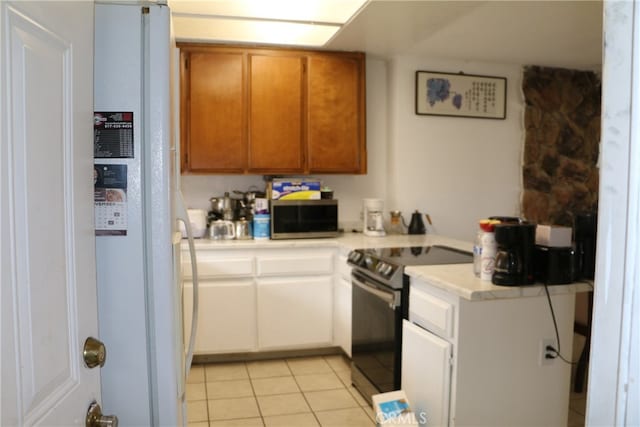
left=169, top=0, right=369, bottom=46
left=173, top=15, right=341, bottom=46
left=170, top=0, right=367, bottom=24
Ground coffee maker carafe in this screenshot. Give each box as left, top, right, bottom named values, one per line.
left=492, top=222, right=536, bottom=286
left=363, top=199, right=386, bottom=237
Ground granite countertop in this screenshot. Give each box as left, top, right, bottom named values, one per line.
left=406, top=263, right=593, bottom=301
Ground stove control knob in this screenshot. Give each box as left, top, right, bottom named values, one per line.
left=377, top=262, right=390, bottom=275
left=348, top=251, right=362, bottom=264
left=365, top=255, right=376, bottom=270
left=383, top=265, right=395, bottom=276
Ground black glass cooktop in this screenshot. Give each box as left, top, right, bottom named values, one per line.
left=365, top=245, right=472, bottom=266
left=348, top=245, right=473, bottom=288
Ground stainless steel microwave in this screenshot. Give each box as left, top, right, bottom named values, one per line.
left=270, top=199, right=339, bottom=239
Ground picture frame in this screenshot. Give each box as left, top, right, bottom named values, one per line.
left=415, top=70, right=507, bottom=119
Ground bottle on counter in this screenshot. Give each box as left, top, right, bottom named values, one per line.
left=473, top=225, right=483, bottom=277
left=479, top=219, right=500, bottom=281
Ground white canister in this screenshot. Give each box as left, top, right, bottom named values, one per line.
left=253, top=214, right=270, bottom=240
left=181, top=209, right=207, bottom=238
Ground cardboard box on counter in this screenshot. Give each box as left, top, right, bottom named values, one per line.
left=268, top=178, right=321, bottom=200
left=535, top=225, right=572, bottom=247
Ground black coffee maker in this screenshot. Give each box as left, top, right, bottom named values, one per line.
left=492, top=222, right=537, bottom=286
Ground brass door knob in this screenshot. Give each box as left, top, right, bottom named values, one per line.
left=83, top=337, right=106, bottom=368
left=86, top=401, right=118, bottom=427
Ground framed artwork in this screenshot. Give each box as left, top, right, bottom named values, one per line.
left=415, top=71, right=507, bottom=119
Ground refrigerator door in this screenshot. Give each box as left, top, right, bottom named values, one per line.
left=95, top=3, right=193, bottom=426
left=168, top=11, right=199, bottom=408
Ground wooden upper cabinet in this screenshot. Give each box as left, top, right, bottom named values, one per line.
left=179, top=44, right=366, bottom=174
left=307, top=53, right=366, bottom=174
left=181, top=50, right=246, bottom=173
left=248, top=54, right=304, bottom=173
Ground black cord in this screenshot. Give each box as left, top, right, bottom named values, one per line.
left=543, top=283, right=579, bottom=365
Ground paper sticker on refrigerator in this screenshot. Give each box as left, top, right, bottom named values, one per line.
left=94, top=163, right=127, bottom=235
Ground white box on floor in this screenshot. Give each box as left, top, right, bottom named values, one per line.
left=535, top=225, right=572, bottom=247
left=372, top=390, right=419, bottom=426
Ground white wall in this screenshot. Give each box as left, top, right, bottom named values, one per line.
left=181, top=56, right=524, bottom=241
left=386, top=57, right=524, bottom=241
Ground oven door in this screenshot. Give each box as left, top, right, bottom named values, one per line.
left=351, top=269, right=403, bottom=402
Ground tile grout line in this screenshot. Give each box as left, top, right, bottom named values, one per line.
left=285, top=358, right=324, bottom=426
left=245, top=362, right=266, bottom=426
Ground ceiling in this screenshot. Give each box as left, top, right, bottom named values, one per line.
left=171, top=0, right=603, bottom=69
left=327, top=0, right=603, bottom=68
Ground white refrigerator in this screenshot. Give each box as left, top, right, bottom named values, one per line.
left=94, top=3, right=198, bottom=426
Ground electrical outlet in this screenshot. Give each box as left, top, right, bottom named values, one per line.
left=539, top=338, right=557, bottom=366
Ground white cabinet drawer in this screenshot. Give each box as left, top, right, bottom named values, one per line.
left=183, top=254, right=254, bottom=279
left=257, top=252, right=333, bottom=276
left=409, top=287, right=455, bottom=339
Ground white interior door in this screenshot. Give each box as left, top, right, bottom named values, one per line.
left=1, top=1, right=105, bottom=425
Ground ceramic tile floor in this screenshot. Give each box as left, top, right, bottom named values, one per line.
left=186, top=355, right=374, bottom=427
left=187, top=353, right=588, bottom=427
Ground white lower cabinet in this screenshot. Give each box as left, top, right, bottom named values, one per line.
left=257, top=276, right=333, bottom=350
left=334, top=251, right=352, bottom=356
left=401, top=320, right=451, bottom=427
left=184, top=280, right=256, bottom=354
left=403, top=277, right=575, bottom=427
left=183, top=246, right=338, bottom=354
left=333, top=277, right=352, bottom=357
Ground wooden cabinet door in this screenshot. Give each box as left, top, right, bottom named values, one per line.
left=307, top=53, right=366, bottom=173
left=248, top=54, right=304, bottom=173
left=182, top=50, right=246, bottom=172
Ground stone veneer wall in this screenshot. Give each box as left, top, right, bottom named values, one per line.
left=521, top=66, right=601, bottom=226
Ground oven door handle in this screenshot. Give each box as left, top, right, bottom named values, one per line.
left=352, top=274, right=400, bottom=309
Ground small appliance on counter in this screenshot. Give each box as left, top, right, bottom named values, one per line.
left=363, top=198, right=385, bottom=237
left=533, top=224, right=575, bottom=284
left=574, top=211, right=597, bottom=280
left=270, top=199, right=338, bottom=239
left=492, top=222, right=537, bottom=286
left=534, top=246, right=575, bottom=285
left=407, top=210, right=430, bottom=235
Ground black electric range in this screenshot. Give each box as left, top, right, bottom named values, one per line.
left=347, top=245, right=473, bottom=289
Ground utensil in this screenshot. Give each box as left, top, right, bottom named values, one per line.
left=408, top=210, right=426, bottom=235
left=234, top=218, right=253, bottom=240
left=389, top=210, right=406, bottom=234
left=209, top=220, right=235, bottom=240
